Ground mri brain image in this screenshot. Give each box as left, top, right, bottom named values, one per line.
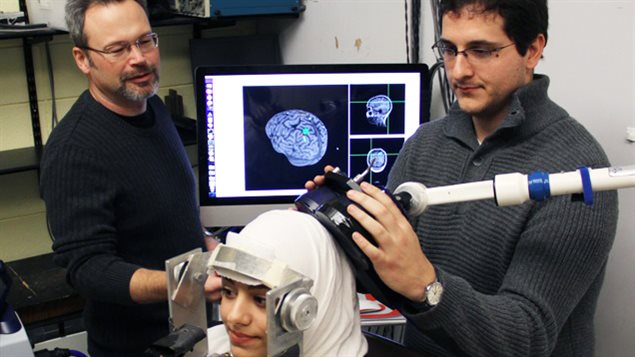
left=366, top=148, right=388, bottom=173
left=265, top=109, right=328, bottom=167
left=366, top=94, right=393, bottom=127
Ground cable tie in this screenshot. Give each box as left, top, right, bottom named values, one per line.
left=578, top=166, right=594, bottom=206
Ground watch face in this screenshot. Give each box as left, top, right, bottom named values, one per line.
left=426, top=282, right=443, bottom=306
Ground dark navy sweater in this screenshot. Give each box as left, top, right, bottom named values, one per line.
left=40, top=91, right=204, bottom=356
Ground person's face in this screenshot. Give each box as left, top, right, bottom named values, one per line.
left=72, top=0, right=160, bottom=113
left=440, top=7, right=544, bottom=122
left=220, top=278, right=269, bottom=357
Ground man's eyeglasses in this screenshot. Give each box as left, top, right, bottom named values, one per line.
left=79, top=32, right=159, bottom=62
left=432, top=40, right=515, bottom=66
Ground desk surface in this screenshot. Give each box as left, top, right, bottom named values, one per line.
left=6, top=253, right=84, bottom=325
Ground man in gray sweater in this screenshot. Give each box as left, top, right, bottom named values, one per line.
left=330, top=0, right=618, bottom=355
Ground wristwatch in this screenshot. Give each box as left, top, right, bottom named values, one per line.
left=423, top=280, right=444, bottom=306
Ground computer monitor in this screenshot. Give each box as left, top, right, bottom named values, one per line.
left=196, top=63, right=431, bottom=228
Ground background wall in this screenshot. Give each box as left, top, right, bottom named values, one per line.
left=537, top=4, right=635, bottom=355
left=0, top=0, right=633, bottom=355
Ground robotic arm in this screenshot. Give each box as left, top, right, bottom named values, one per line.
left=394, top=165, right=635, bottom=216
left=295, top=165, right=635, bottom=309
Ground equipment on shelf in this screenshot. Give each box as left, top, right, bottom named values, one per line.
left=0, top=260, right=35, bottom=357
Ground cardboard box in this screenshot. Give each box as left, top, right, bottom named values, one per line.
left=25, top=0, right=67, bottom=30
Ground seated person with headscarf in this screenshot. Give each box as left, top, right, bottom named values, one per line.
left=207, top=209, right=368, bottom=357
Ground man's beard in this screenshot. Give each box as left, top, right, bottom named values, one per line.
left=117, top=65, right=160, bottom=102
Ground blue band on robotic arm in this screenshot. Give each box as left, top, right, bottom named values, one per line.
left=528, top=171, right=551, bottom=201
left=578, top=166, right=594, bottom=206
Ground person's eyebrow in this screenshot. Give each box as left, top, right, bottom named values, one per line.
left=465, top=40, right=502, bottom=47
left=439, top=38, right=500, bottom=47
left=221, top=277, right=235, bottom=286
left=221, top=277, right=267, bottom=291
left=102, top=32, right=152, bottom=47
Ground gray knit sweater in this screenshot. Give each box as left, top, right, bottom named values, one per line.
left=387, top=75, right=618, bottom=356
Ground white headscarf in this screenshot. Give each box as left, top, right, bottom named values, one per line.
left=208, top=209, right=368, bottom=356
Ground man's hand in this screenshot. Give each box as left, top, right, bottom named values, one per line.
left=345, top=182, right=436, bottom=302
left=204, top=234, right=220, bottom=252
left=204, top=272, right=222, bottom=302
left=203, top=226, right=221, bottom=252
left=304, top=165, right=335, bottom=191
left=203, top=235, right=222, bottom=302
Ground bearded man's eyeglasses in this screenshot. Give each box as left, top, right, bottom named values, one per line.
left=79, top=32, right=159, bottom=62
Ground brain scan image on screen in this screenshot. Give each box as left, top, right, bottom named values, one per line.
left=350, top=138, right=404, bottom=186
left=366, top=95, right=393, bottom=128
left=243, top=84, right=348, bottom=190
left=350, top=84, right=406, bottom=135
left=366, top=148, right=388, bottom=173
left=265, top=109, right=328, bottom=167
